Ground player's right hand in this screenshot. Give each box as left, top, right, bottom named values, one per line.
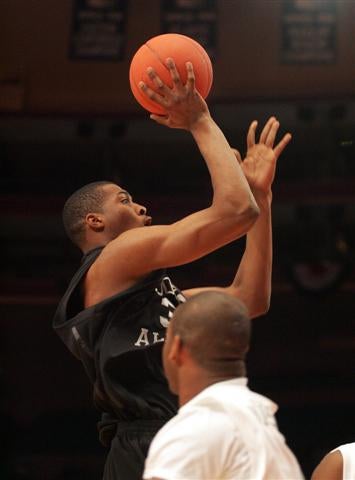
left=138, top=58, right=210, bottom=131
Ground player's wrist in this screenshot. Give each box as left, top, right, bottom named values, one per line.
left=253, top=189, right=272, bottom=208
left=189, top=113, right=214, bottom=135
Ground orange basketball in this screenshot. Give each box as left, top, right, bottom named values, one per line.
left=129, top=33, right=213, bottom=114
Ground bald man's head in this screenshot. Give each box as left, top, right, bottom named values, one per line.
left=169, top=291, right=251, bottom=377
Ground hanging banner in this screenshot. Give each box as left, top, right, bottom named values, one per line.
left=281, top=0, right=337, bottom=64
left=69, top=0, right=128, bottom=61
left=161, top=0, right=217, bottom=60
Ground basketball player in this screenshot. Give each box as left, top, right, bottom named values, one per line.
left=312, top=443, right=355, bottom=480
left=143, top=291, right=304, bottom=480
left=53, top=59, right=291, bottom=480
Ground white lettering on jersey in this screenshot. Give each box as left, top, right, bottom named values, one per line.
left=134, top=328, right=150, bottom=347
left=153, top=331, right=164, bottom=343
left=134, top=328, right=165, bottom=347
left=155, top=276, right=186, bottom=328
left=159, top=296, right=177, bottom=327
left=134, top=277, right=186, bottom=347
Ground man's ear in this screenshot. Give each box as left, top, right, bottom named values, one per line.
left=86, top=213, right=104, bottom=232
left=169, top=335, right=185, bottom=367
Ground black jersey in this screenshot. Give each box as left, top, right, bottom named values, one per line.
left=53, top=246, right=185, bottom=444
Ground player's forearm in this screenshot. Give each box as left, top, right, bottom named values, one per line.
left=190, top=116, right=259, bottom=216
left=228, top=193, right=272, bottom=318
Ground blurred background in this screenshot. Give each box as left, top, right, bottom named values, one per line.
left=1, top=0, right=355, bottom=478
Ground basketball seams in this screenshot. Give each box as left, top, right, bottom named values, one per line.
left=145, top=41, right=171, bottom=76
left=129, top=45, right=166, bottom=114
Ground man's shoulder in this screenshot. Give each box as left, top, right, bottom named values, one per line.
left=188, top=379, right=251, bottom=411
left=183, top=380, right=279, bottom=432
left=206, top=379, right=277, bottom=410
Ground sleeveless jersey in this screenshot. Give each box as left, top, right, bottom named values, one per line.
left=53, top=246, right=185, bottom=444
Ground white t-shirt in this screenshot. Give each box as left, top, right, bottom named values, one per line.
left=332, top=443, right=355, bottom=480
left=143, top=378, right=304, bottom=480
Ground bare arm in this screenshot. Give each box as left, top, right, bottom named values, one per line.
left=183, top=117, right=292, bottom=319
left=144, top=59, right=257, bottom=217
left=311, top=450, right=343, bottom=480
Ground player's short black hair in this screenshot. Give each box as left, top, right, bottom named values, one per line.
left=62, top=181, right=113, bottom=247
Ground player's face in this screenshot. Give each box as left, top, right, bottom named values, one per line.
left=101, top=184, right=151, bottom=237
left=162, top=322, right=179, bottom=394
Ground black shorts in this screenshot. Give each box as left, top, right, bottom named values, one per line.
left=103, top=420, right=167, bottom=480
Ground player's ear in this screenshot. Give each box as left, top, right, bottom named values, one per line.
left=86, top=213, right=104, bottom=232
left=169, top=334, right=184, bottom=366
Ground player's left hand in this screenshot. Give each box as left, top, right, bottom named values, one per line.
left=232, top=117, right=292, bottom=197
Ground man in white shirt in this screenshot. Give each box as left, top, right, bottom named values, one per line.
left=143, top=291, right=304, bottom=480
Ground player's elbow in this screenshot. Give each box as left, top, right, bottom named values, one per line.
left=250, top=288, right=272, bottom=318
left=235, top=191, right=259, bottom=218
left=213, top=180, right=260, bottom=224
left=207, top=195, right=259, bottom=244
left=250, top=298, right=270, bottom=319
left=243, top=200, right=260, bottom=225
left=225, top=197, right=260, bottom=233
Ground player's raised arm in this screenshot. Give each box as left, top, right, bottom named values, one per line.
left=183, top=117, right=292, bottom=319
left=144, top=59, right=256, bottom=212
left=97, top=60, right=259, bottom=279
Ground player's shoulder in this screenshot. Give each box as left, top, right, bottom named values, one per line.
left=95, top=224, right=171, bottom=272
left=101, top=226, right=153, bottom=254
left=311, top=449, right=343, bottom=480
left=171, top=396, right=235, bottom=440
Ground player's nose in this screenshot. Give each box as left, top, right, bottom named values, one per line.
left=135, top=203, right=147, bottom=215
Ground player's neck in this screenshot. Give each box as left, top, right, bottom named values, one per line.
left=82, top=236, right=110, bottom=254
